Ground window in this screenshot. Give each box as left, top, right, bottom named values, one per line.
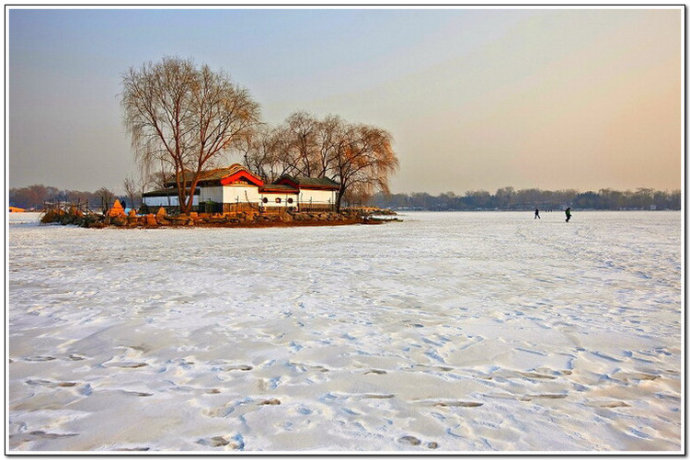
left=262, top=197, right=268, bottom=203
left=287, top=198, right=294, bottom=204
left=275, top=197, right=282, bottom=203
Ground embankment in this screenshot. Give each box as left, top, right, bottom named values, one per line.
left=39, top=207, right=399, bottom=229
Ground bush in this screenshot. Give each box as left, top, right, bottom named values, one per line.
left=40, top=209, right=64, bottom=224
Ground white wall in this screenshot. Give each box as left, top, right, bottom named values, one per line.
left=261, top=193, right=298, bottom=208
left=144, top=186, right=335, bottom=210
left=299, top=189, right=336, bottom=207
left=223, top=185, right=262, bottom=205
left=143, top=195, right=199, bottom=207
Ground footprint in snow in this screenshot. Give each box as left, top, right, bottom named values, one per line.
left=205, top=436, right=230, bottom=447
left=222, top=364, right=253, bottom=371
left=25, top=379, right=78, bottom=388
left=297, top=406, right=312, bottom=415
left=23, top=355, right=56, bottom=362
left=398, top=435, right=421, bottom=446
left=197, top=435, right=243, bottom=449
left=616, top=372, right=658, bottom=382
left=520, top=393, right=567, bottom=401
left=122, top=390, right=153, bottom=397
left=433, top=400, right=483, bottom=408
left=518, top=371, right=557, bottom=380
left=363, top=393, right=394, bottom=399
left=103, top=361, right=148, bottom=369
left=595, top=401, right=631, bottom=408
left=398, top=436, right=439, bottom=448
left=10, top=431, right=78, bottom=444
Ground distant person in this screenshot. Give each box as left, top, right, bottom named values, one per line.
left=565, top=207, right=572, bottom=222
left=534, top=208, right=540, bottom=219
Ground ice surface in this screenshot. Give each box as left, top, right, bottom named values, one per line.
left=8, top=211, right=682, bottom=452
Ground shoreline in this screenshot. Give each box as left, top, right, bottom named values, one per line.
left=120, top=218, right=389, bottom=229
left=37, top=208, right=401, bottom=229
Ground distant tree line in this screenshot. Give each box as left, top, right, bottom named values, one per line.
left=9, top=184, right=130, bottom=211
left=367, top=187, right=681, bottom=211
left=10, top=184, right=680, bottom=212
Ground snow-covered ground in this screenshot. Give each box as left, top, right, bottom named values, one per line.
left=7, top=211, right=683, bottom=453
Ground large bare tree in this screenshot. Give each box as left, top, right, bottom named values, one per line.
left=121, top=57, right=261, bottom=214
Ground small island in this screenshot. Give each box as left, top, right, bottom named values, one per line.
left=40, top=201, right=398, bottom=229
left=39, top=163, right=398, bottom=228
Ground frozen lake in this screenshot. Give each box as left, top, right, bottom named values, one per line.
left=8, top=211, right=683, bottom=452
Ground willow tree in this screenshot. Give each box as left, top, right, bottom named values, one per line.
left=121, top=57, right=261, bottom=214
left=238, top=125, right=286, bottom=182
left=240, top=112, right=398, bottom=211
left=332, top=123, right=398, bottom=211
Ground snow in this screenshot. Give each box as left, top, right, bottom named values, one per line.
left=7, top=211, right=682, bottom=453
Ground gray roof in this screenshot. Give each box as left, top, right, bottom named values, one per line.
left=142, top=188, right=200, bottom=197
left=259, top=184, right=299, bottom=193
left=277, top=175, right=340, bottom=190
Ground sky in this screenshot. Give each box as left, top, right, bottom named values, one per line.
left=8, top=7, right=683, bottom=195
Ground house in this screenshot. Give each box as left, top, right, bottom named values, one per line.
left=274, top=175, right=340, bottom=212
left=141, top=188, right=200, bottom=209
left=143, top=164, right=262, bottom=212
left=142, top=164, right=339, bottom=213
left=258, top=183, right=299, bottom=209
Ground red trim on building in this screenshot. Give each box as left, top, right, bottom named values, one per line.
left=299, top=185, right=339, bottom=190
left=220, top=171, right=264, bottom=187
left=260, top=188, right=299, bottom=194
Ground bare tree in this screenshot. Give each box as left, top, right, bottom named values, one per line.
left=331, top=123, right=398, bottom=212
left=313, top=115, right=343, bottom=178
left=95, top=187, right=116, bottom=214
left=123, top=176, right=140, bottom=211
left=282, top=112, right=320, bottom=177
left=239, top=125, right=285, bottom=182
left=239, top=112, right=398, bottom=212
left=141, top=158, right=176, bottom=208
left=121, top=57, right=261, bottom=214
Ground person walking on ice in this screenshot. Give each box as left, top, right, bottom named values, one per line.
left=534, top=208, right=540, bottom=219
left=565, top=207, right=572, bottom=222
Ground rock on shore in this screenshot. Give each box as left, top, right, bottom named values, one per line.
left=39, top=207, right=399, bottom=229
